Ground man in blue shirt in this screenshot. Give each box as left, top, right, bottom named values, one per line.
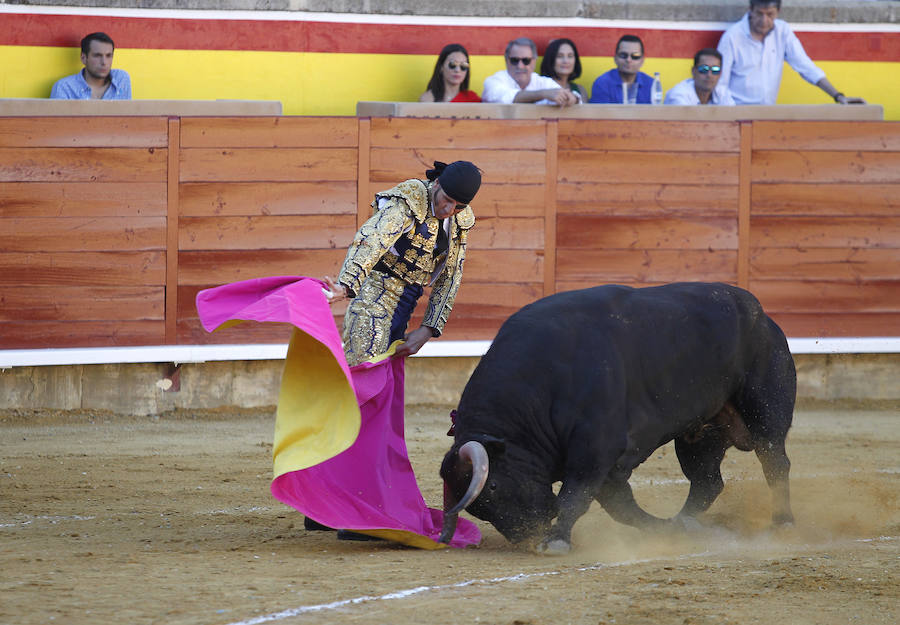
left=589, top=35, right=654, bottom=104
left=50, top=32, right=131, bottom=100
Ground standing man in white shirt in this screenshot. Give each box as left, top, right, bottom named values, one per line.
left=665, top=48, right=735, bottom=105
left=482, top=37, right=580, bottom=107
left=717, top=0, right=864, bottom=105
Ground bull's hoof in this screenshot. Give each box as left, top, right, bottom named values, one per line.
left=535, top=538, right=571, bottom=555
left=772, top=512, right=795, bottom=527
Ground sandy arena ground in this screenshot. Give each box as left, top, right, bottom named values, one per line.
left=1, top=404, right=898, bottom=625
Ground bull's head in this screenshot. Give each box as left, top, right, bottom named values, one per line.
left=439, top=435, right=557, bottom=546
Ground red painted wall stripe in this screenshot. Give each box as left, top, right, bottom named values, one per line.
left=1, top=12, right=898, bottom=62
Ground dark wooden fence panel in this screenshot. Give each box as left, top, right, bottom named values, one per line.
left=0, top=117, right=168, bottom=348
left=556, top=120, right=742, bottom=293
left=176, top=117, right=360, bottom=344
left=749, top=121, right=900, bottom=337
left=1, top=116, right=898, bottom=350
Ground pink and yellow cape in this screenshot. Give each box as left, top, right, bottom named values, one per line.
left=196, top=276, right=480, bottom=549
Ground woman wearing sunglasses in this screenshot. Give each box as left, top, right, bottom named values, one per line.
left=589, top=34, right=655, bottom=104
left=664, top=48, right=736, bottom=106
left=419, top=43, right=481, bottom=102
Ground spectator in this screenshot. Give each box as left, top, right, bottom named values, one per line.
left=50, top=32, right=131, bottom=100
left=482, top=37, right=580, bottom=106
left=717, top=0, right=864, bottom=105
left=540, top=38, right=589, bottom=102
left=589, top=35, right=654, bottom=104
left=419, top=44, right=481, bottom=103
left=664, top=48, right=736, bottom=105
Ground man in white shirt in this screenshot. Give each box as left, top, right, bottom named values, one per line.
left=482, top=37, right=580, bottom=106
left=717, top=0, right=864, bottom=105
left=665, top=48, right=735, bottom=106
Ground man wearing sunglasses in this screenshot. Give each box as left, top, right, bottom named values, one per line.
left=717, top=0, right=864, bottom=105
left=664, top=48, right=735, bottom=106
left=589, top=34, right=654, bottom=104
left=482, top=37, right=580, bottom=106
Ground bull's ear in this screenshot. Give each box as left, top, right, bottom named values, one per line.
left=469, top=434, right=506, bottom=457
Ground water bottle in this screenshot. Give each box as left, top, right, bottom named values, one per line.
left=651, top=72, right=663, bottom=105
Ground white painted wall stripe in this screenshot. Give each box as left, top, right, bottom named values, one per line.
left=1, top=337, right=898, bottom=368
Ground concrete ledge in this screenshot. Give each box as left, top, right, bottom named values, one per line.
left=3, top=1, right=899, bottom=23
left=1, top=351, right=899, bottom=416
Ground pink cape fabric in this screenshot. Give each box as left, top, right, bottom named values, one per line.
left=195, top=276, right=481, bottom=549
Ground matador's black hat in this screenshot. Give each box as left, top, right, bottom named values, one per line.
left=426, top=161, right=482, bottom=205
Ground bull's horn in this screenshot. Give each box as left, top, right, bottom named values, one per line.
left=438, top=441, right=489, bottom=544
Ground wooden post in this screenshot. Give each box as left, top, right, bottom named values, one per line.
left=544, top=119, right=558, bottom=297
left=165, top=117, right=180, bottom=344
left=737, top=121, right=752, bottom=289
left=357, top=117, right=371, bottom=229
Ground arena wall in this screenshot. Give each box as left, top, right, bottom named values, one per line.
left=2, top=6, right=899, bottom=119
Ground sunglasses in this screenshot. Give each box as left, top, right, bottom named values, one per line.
left=507, top=56, right=533, bottom=66
left=696, top=64, right=722, bottom=75
left=447, top=62, right=469, bottom=71
left=617, top=52, right=643, bottom=60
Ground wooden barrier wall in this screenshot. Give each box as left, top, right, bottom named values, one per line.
left=1, top=116, right=898, bottom=349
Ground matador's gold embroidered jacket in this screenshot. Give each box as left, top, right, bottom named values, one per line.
left=337, top=179, right=475, bottom=337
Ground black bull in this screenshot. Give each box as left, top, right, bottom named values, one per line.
left=440, top=282, right=796, bottom=554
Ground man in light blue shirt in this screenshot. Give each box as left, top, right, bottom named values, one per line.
left=717, top=0, right=862, bottom=106
left=665, top=48, right=735, bottom=106
left=50, top=32, right=131, bottom=100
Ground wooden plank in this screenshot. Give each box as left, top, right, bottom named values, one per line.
left=369, top=118, right=546, bottom=150
left=179, top=148, right=358, bottom=182
left=466, top=217, right=544, bottom=250
left=462, top=249, right=544, bottom=283
left=0, top=251, right=166, bottom=286
left=0, top=286, right=164, bottom=321
left=180, top=117, right=358, bottom=148
left=764, top=312, right=900, bottom=338
left=750, top=248, right=900, bottom=281
left=751, top=150, right=900, bottom=184
left=559, top=150, right=739, bottom=185
left=751, top=183, right=900, bottom=216
left=557, top=215, right=737, bottom=250
left=556, top=249, right=737, bottom=283
left=177, top=318, right=295, bottom=345
left=178, top=215, right=357, bottom=251
left=738, top=122, right=752, bottom=288
left=358, top=118, right=371, bottom=231
left=166, top=118, right=180, bottom=345
left=544, top=119, right=558, bottom=298
left=557, top=182, right=738, bottom=216
left=752, top=121, right=900, bottom=151
left=0, top=321, right=165, bottom=349
left=180, top=182, right=356, bottom=217
left=0, top=217, right=166, bottom=252
left=452, top=283, right=544, bottom=308
left=0, top=182, right=167, bottom=217
left=751, top=280, right=900, bottom=313
left=750, top=217, right=900, bottom=248
left=0, top=117, right=168, bottom=148
left=367, top=181, right=546, bottom=218
left=556, top=279, right=674, bottom=292
left=0, top=148, right=168, bottom=182
left=369, top=148, right=545, bottom=184
left=559, top=120, right=740, bottom=152
left=177, top=250, right=348, bottom=285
